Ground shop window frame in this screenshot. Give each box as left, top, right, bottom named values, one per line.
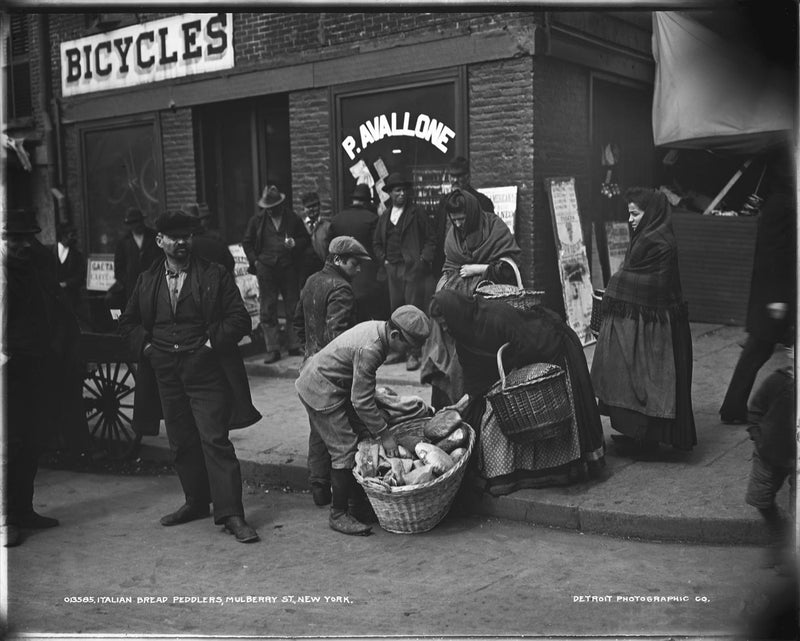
left=77, top=112, right=166, bottom=254
left=3, top=13, right=33, bottom=126
left=331, top=66, right=467, bottom=211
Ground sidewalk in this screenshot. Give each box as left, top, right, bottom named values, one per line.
left=139, top=323, right=792, bottom=545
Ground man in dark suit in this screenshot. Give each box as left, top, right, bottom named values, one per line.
left=719, top=157, right=796, bottom=424
left=329, top=184, right=387, bottom=321
left=119, top=210, right=262, bottom=543
left=242, top=185, right=310, bottom=364
left=2, top=209, right=73, bottom=547
left=108, top=207, right=160, bottom=309
left=373, top=172, right=437, bottom=370
left=54, top=222, right=88, bottom=328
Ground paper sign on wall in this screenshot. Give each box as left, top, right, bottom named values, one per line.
left=86, top=254, right=116, bottom=292
left=477, top=186, right=518, bottom=233
left=545, top=177, right=595, bottom=346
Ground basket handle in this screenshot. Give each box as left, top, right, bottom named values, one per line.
left=498, top=257, right=523, bottom=289
left=496, top=342, right=511, bottom=390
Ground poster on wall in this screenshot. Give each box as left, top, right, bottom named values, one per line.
left=477, top=186, right=518, bottom=233
left=605, top=221, right=631, bottom=276
left=544, top=177, right=595, bottom=346
left=86, top=254, right=116, bottom=292
left=229, top=244, right=261, bottom=331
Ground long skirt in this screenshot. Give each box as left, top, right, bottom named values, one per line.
left=465, top=361, right=588, bottom=496
left=591, top=308, right=696, bottom=450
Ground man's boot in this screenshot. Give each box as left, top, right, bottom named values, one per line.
left=348, top=481, right=378, bottom=524
left=329, top=469, right=371, bottom=536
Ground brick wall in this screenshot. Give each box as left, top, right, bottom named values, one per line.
left=468, top=57, right=535, bottom=285
left=289, top=88, right=333, bottom=216
left=532, top=56, right=592, bottom=314
left=159, top=108, right=196, bottom=209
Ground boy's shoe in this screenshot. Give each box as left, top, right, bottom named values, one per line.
left=329, top=512, right=372, bottom=536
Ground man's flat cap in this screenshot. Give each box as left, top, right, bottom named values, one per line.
left=328, top=236, right=371, bottom=261
left=390, top=305, right=432, bottom=345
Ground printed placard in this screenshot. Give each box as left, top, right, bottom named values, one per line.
left=86, top=254, right=116, bottom=292
left=545, top=177, right=595, bottom=346
left=477, top=186, right=518, bottom=233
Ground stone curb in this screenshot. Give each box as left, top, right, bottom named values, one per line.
left=138, top=443, right=772, bottom=546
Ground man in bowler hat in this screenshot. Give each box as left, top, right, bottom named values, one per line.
left=108, top=207, right=160, bottom=309
left=373, top=172, right=437, bottom=370
left=119, top=209, right=262, bottom=543
left=330, top=184, right=387, bottom=322
left=242, top=185, right=310, bottom=364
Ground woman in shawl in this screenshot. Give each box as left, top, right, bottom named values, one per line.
left=421, top=189, right=521, bottom=407
left=431, top=289, right=607, bottom=496
left=590, top=187, right=696, bottom=453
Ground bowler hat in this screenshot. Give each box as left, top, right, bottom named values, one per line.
left=124, top=207, right=145, bottom=224
left=352, top=184, right=372, bottom=202
left=382, top=172, right=413, bottom=193
left=155, top=210, right=201, bottom=236
left=328, top=236, right=372, bottom=261
left=2, top=209, right=41, bottom=235
left=258, top=185, right=286, bottom=209
left=301, top=192, right=320, bottom=207
left=180, top=202, right=212, bottom=219
left=449, top=156, right=470, bottom=177
left=390, top=305, right=432, bottom=346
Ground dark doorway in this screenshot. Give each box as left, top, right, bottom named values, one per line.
left=194, top=94, right=290, bottom=245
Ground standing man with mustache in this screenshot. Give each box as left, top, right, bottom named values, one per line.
left=119, top=210, right=262, bottom=543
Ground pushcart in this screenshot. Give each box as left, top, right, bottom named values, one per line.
left=79, top=296, right=141, bottom=460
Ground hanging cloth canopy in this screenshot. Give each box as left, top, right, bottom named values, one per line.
left=652, top=11, right=794, bottom=153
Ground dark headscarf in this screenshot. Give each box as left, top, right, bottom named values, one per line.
left=442, top=189, right=520, bottom=271
left=603, top=188, right=684, bottom=322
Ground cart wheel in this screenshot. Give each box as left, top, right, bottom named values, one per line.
left=83, top=361, right=142, bottom=460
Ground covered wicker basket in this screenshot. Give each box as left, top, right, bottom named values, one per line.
left=474, top=258, right=544, bottom=312
left=486, top=343, right=572, bottom=444
left=352, top=422, right=475, bottom=534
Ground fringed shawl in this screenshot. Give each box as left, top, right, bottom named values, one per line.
left=442, top=189, right=520, bottom=272
left=603, top=190, right=684, bottom=323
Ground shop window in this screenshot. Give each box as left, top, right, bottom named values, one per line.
left=194, top=94, right=290, bottom=245
left=4, top=13, right=32, bottom=122
left=334, top=72, right=464, bottom=215
left=81, top=119, right=164, bottom=253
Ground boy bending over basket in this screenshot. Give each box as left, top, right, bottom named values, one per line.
left=295, top=305, right=432, bottom=535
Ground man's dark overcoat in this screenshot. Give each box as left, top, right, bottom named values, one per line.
left=373, top=203, right=436, bottom=282
left=118, top=256, right=261, bottom=436
left=114, top=228, right=161, bottom=302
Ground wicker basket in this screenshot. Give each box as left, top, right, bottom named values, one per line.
left=475, top=258, right=544, bottom=311
left=485, top=343, right=572, bottom=444
left=589, top=289, right=605, bottom=336
left=352, top=423, right=475, bottom=534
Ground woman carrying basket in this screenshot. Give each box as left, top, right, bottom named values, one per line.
left=421, top=189, right=521, bottom=409
left=430, top=289, right=607, bottom=496
left=590, top=187, right=696, bottom=454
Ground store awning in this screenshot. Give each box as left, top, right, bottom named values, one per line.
left=651, top=11, right=794, bottom=153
